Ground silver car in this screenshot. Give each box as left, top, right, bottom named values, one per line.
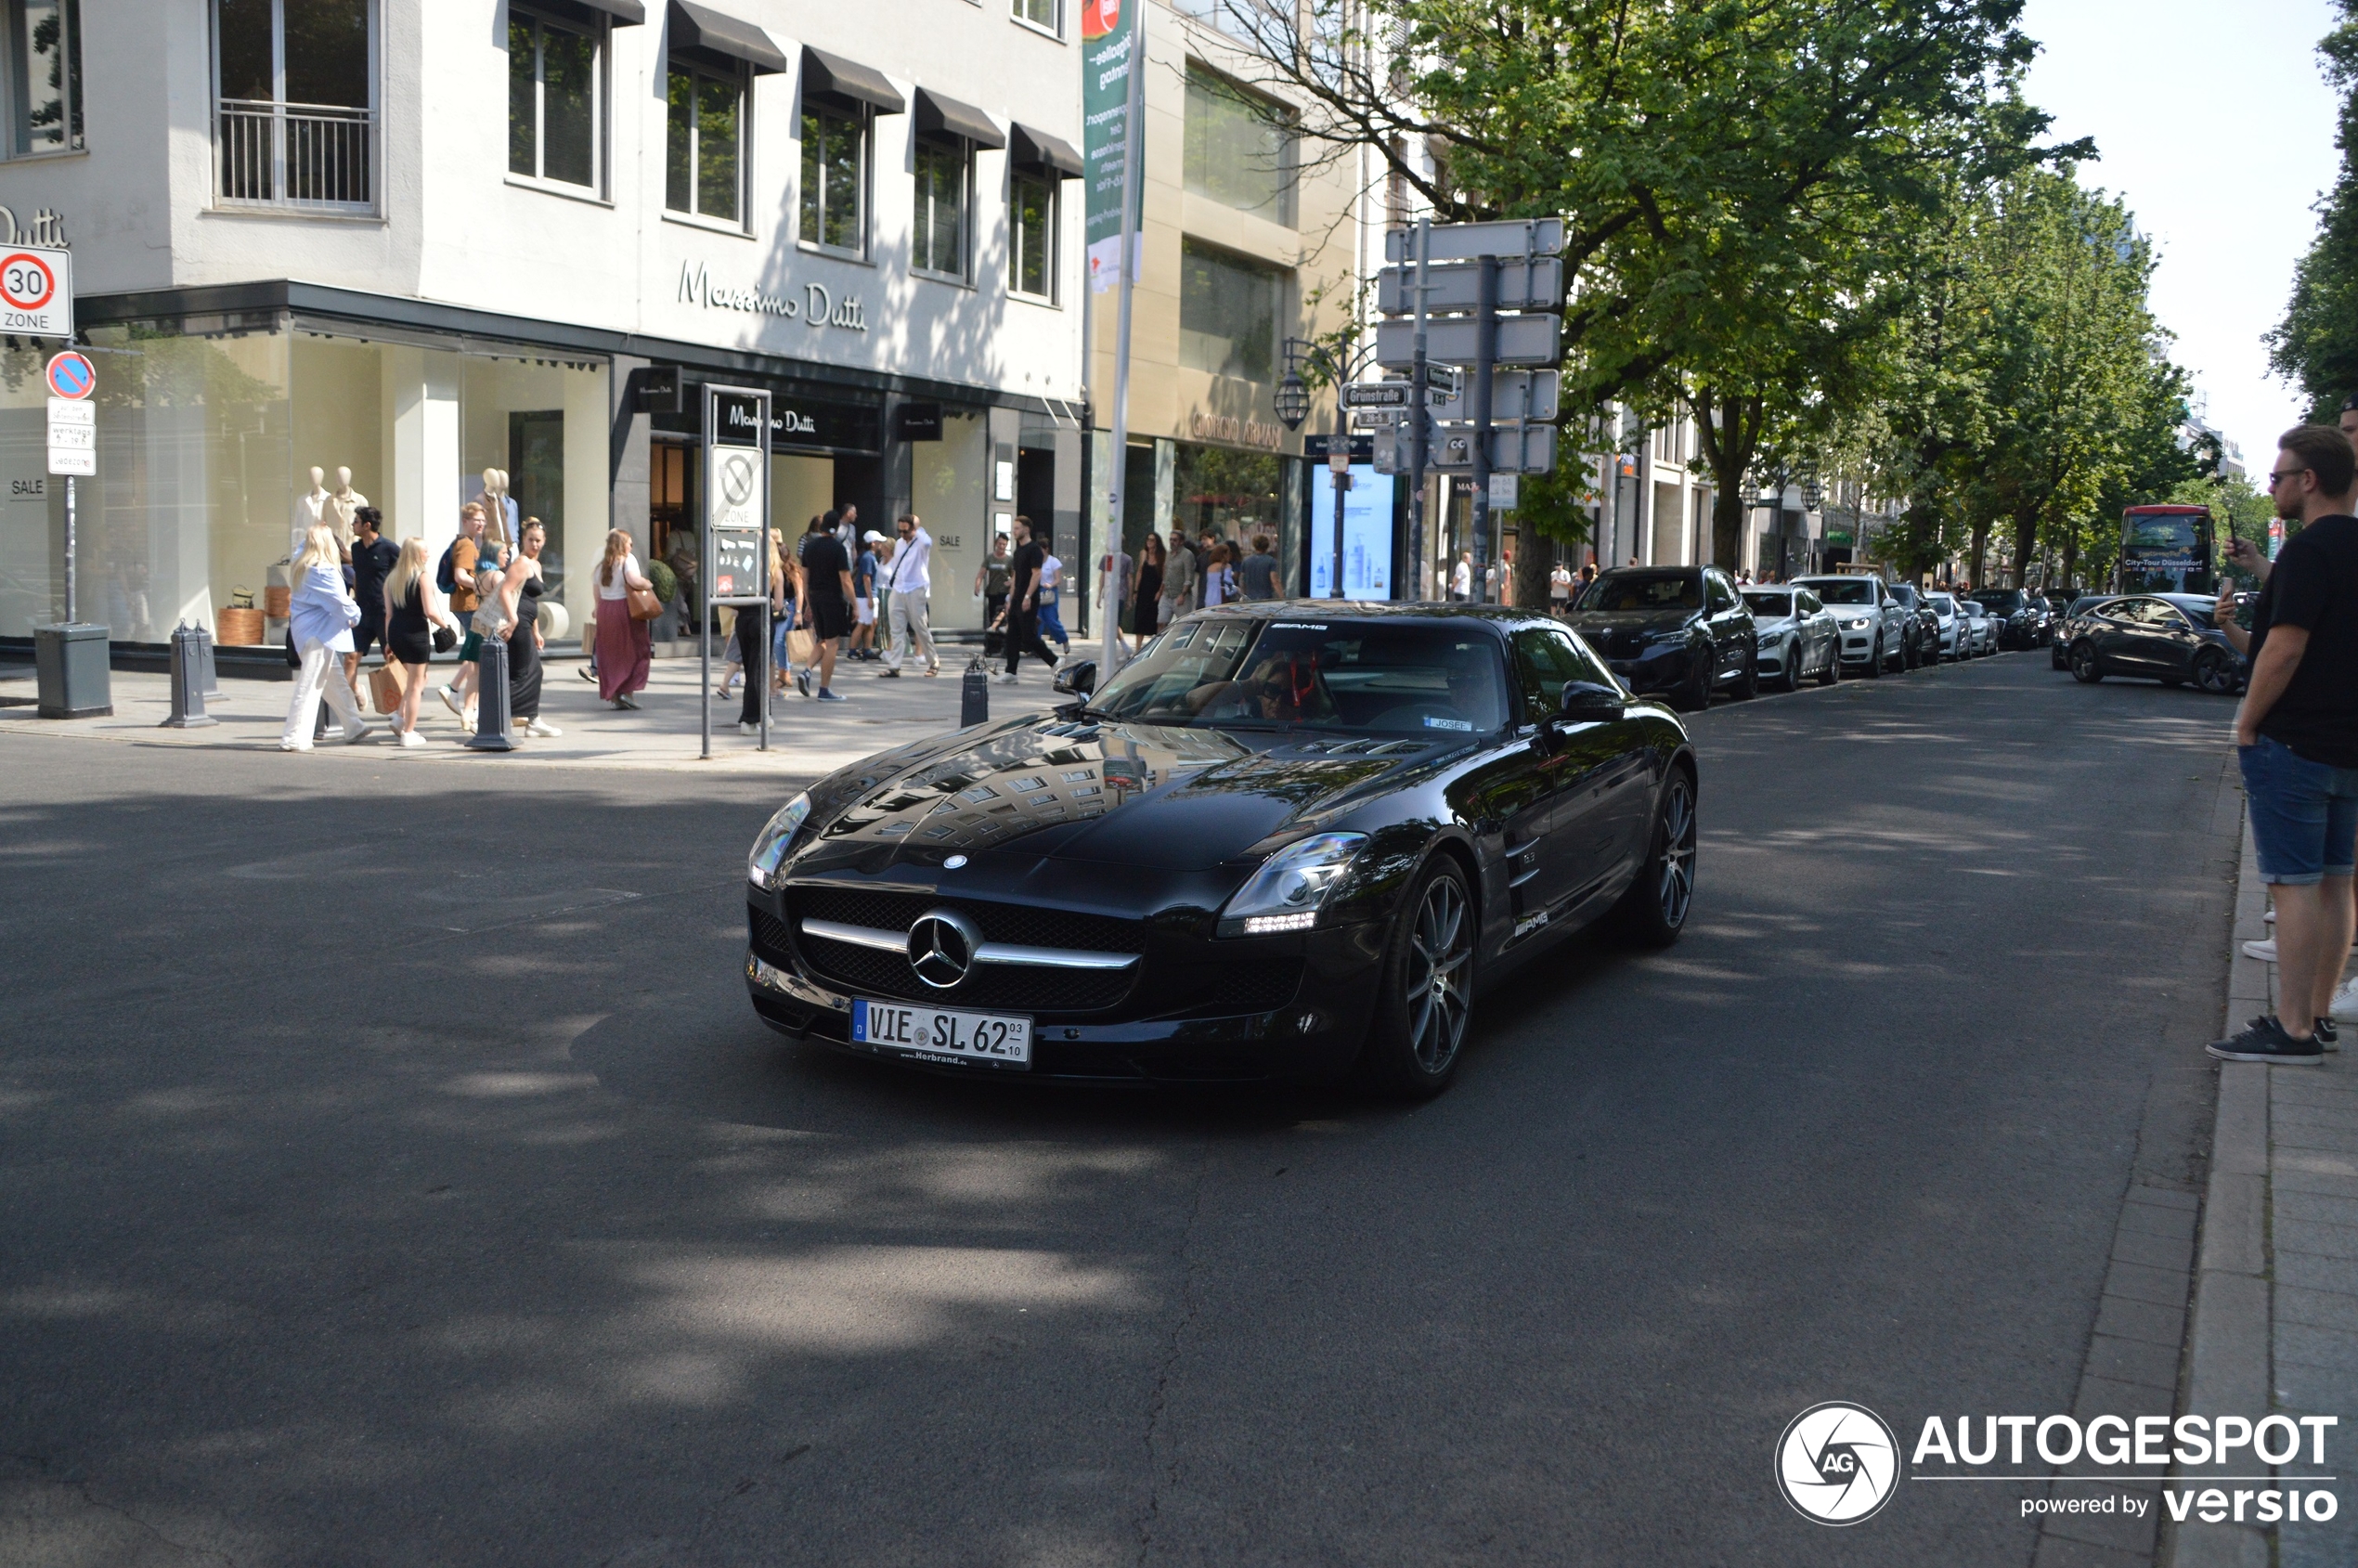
left=1925, top=591, right=1968, bottom=661
left=1959, top=600, right=1997, bottom=655
left=1742, top=586, right=1841, bottom=691
left=1791, top=575, right=1911, bottom=676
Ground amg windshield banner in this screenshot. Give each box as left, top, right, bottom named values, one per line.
left=1082, top=0, right=1142, bottom=293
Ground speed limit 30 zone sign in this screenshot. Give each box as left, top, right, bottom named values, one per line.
left=1, top=245, right=71, bottom=338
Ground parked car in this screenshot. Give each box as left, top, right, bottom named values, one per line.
left=1885, top=582, right=1938, bottom=668
left=1969, top=588, right=2052, bottom=649
left=1565, top=565, right=1758, bottom=710
left=743, top=603, right=1701, bottom=1099
left=1793, top=575, right=1911, bottom=676
left=1924, top=591, right=1968, bottom=661
left=1959, top=601, right=1998, bottom=656
left=2066, top=593, right=2245, bottom=694
left=2054, top=595, right=2118, bottom=668
left=1742, top=586, right=1842, bottom=691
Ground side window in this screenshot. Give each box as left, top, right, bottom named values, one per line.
left=1511, top=627, right=1605, bottom=719
left=1556, top=627, right=1621, bottom=692
left=1798, top=590, right=1820, bottom=615
left=1704, top=573, right=1733, bottom=612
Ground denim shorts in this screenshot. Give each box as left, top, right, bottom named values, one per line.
left=2241, top=734, right=2358, bottom=885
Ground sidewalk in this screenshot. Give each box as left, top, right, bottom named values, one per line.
left=0, top=649, right=1070, bottom=779
left=2170, top=813, right=2358, bottom=1567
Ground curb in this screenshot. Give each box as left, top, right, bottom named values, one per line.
left=2163, top=810, right=2272, bottom=1568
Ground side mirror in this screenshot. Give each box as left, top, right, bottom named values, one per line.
left=1053, top=659, right=1097, bottom=696
left=1557, top=680, right=1626, bottom=725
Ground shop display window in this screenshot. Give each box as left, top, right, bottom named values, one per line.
left=913, top=408, right=989, bottom=629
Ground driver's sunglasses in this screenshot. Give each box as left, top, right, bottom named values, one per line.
left=2267, top=467, right=2310, bottom=488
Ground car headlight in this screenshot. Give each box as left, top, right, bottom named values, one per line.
left=1845, top=616, right=1872, bottom=629
left=747, top=792, right=812, bottom=886
left=1219, top=832, right=1367, bottom=936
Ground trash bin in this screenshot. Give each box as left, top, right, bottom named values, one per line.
left=33, top=623, right=111, bottom=719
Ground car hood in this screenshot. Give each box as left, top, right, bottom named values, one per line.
left=786, top=713, right=1461, bottom=876
left=1561, top=608, right=1697, bottom=637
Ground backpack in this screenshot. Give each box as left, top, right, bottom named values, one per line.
left=435, top=540, right=460, bottom=594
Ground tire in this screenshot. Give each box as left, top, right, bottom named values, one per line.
left=1611, top=769, right=1698, bottom=947
left=2193, top=647, right=2239, bottom=695
left=1358, top=855, right=1475, bottom=1099
left=1672, top=650, right=1712, bottom=712
left=2070, top=641, right=2102, bottom=683
left=1733, top=649, right=1759, bottom=700
left=1781, top=642, right=1807, bottom=692
left=1863, top=635, right=1884, bottom=678
left=1902, top=630, right=1922, bottom=670
left=1815, top=643, right=1840, bottom=686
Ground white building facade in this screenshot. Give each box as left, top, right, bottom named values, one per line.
left=0, top=0, right=1088, bottom=648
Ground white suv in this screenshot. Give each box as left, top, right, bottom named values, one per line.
left=1792, top=575, right=1911, bottom=676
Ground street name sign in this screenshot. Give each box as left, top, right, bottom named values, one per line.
left=2, top=244, right=70, bottom=337
left=1376, top=256, right=1564, bottom=316
left=1431, top=369, right=1560, bottom=424
left=1383, top=217, right=1565, bottom=265
left=1377, top=314, right=1561, bottom=369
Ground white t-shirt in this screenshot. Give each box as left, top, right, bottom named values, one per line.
left=597, top=551, right=641, bottom=600
left=1452, top=560, right=1471, bottom=596
left=1551, top=565, right=1573, bottom=600
left=1039, top=554, right=1062, bottom=595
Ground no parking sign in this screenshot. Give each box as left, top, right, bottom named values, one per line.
left=0, top=244, right=71, bottom=337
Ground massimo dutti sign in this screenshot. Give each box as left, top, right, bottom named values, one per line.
left=678, top=263, right=868, bottom=331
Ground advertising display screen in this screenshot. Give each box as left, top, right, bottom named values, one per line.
left=1307, top=467, right=1396, bottom=600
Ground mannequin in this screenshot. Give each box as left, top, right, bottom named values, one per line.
left=292, top=467, right=330, bottom=560
left=473, top=468, right=519, bottom=557
left=325, top=466, right=369, bottom=547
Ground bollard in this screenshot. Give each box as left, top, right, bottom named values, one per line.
left=466, top=635, right=516, bottom=751
left=961, top=654, right=990, bottom=728
left=160, top=623, right=219, bottom=729
left=196, top=625, right=222, bottom=703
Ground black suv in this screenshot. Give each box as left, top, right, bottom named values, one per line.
left=1885, top=582, right=1938, bottom=669
left=1971, top=588, right=2052, bottom=649
left=1565, top=565, right=1758, bottom=711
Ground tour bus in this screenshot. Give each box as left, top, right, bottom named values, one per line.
left=2117, top=505, right=2214, bottom=594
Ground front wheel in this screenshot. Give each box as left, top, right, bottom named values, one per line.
left=1781, top=643, right=1807, bottom=692
left=1671, top=650, right=1712, bottom=712
left=2070, top=641, right=2102, bottom=683
left=1733, top=649, right=1759, bottom=700
left=1863, top=636, right=1884, bottom=678
left=1359, top=857, right=1476, bottom=1099
left=2193, top=647, right=2239, bottom=695
left=1611, top=771, right=1698, bottom=946
left=1815, top=642, right=1840, bottom=686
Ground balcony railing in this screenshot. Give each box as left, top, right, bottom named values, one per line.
left=216, top=99, right=374, bottom=210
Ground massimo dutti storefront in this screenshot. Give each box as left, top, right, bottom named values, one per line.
left=0, top=280, right=1082, bottom=655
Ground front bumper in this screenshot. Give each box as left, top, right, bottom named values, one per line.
left=1836, top=626, right=1879, bottom=663
left=744, top=884, right=1383, bottom=1083
left=1604, top=642, right=1697, bottom=693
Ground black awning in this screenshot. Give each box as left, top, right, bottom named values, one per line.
left=668, top=0, right=787, bottom=73
left=565, top=0, right=647, bottom=22
left=914, top=87, right=1004, bottom=149
left=802, top=45, right=905, bottom=114
left=1008, top=122, right=1083, bottom=178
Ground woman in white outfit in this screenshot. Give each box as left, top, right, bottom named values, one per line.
left=279, top=522, right=370, bottom=751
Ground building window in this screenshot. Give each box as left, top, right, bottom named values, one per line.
left=1183, top=63, right=1293, bottom=227
left=4, top=0, right=80, bottom=158
left=1012, top=0, right=1056, bottom=32
left=1009, top=171, right=1055, bottom=300
left=800, top=104, right=865, bottom=255
left=214, top=0, right=375, bottom=208
left=509, top=9, right=600, bottom=190
left=912, top=139, right=968, bottom=280
left=1180, top=238, right=1285, bottom=382
left=666, top=59, right=742, bottom=223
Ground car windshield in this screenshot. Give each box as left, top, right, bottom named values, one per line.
left=1962, top=603, right=1985, bottom=614
left=1977, top=590, right=2025, bottom=614
left=1809, top=579, right=1876, bottom=605
left=1929, top=595, right=1957, bottom=612
left=1085, top=616, right=1511, bottom=734
left=1742, top=591, right=1794, bottom=617
left=1581, top=572, right=1701, bottom=612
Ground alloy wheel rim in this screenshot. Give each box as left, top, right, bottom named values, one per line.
left=2196, top=653, right=2234, bottom=694
left=1404, top=875, right=1472, bottom=1074
left=1658, top=782, right=1696, bottom=928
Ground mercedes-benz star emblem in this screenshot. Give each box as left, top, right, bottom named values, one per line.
left=907, top=909, right=981, bottom=990
left=943, top=854, right=968, bottom=869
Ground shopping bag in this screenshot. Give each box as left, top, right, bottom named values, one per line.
left=368, top=662, right=408, bottom=714
left=786, top=628, right=820, bottom=669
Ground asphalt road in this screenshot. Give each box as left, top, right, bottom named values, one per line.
left=0, top=651, right=2237, bottom=1566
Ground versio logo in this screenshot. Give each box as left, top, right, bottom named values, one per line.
left=1777, top=1403, right=1902, bottom=1524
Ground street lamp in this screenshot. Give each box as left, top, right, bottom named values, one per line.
left=1273, top=369, right=1311, bottom=433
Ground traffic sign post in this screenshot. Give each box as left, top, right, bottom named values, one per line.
left=701, top=384, right=771, bottom=758
left=2, top=245, right=71, bottom=338
left=32, top=346, right=108, bottom=719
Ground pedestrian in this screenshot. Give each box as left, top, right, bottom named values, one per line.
left=382, top=536, right=457, bottom=748
left=1451, top=551, right=1471, bottom=601
left=594, top=527, right=654, bottom=709
left=850, top=530, right=885, bottom=660
left=976, top=531, right=1012, bottom=648
left=878, top=513, right=939, bottom=678
left=772, top=527, right=805, bottom=699
left=279, top=523, right=371, bottom=751
left=1036, top=546, right=1069, bottom=652
left=1131, top=534, right=1164, bottom=650
left=1157, top=525, right=1198, bottom=630
left=1099, top=537, right=1134, bottom=654
left=991, top=515, right=1060, bottom=682
left=1197, top=532, right=1221, bottom=604
left=503, top=518, right=560, bottom=739
left=435, top=501, right=503, bottom=721
left=1239, top=534, right=1281, bottom=601
left=2208, top=424, right=2358, bottom=1066
left=1550, top=559, right=1573, bottom=614
left=740, top=530, right=785, bottom=733
left=345, top=506, right=397, bottom=696
left=1201, top=541, right=1237, bottom=607
left=796, top=512, right=855, bottom=702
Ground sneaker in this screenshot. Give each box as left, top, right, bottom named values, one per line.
left=342, top=722, right=371, bottom=744
left=2244, top=939, right=2276, bottom=962
left=739, top=720, right=758, bottom=734
left=525, top=719, right=562, bottom=738
left=795, top=667, right=812, bottom=698
left=577, top=665, right=597, bottom=681
left=877, top=667, right=901, bottom=679
left=2332, top=976, right=2358, bottom=1023
left=2315, top=1017, right=2342, bottom=1052
left=2207, top=1015, right=2324, bottom=1065
left=2265, top=907, right=2275, bottom=924
left=395, top=727, right=426, bottom=749
left=278, top=740, right=313, bottom=753
left=438, top=686, right=462, bottom=718
left=617, top=693, right=641, bottom=710
left=817, top=688, right=847, bottom=703
left=994, top=672, right=1018, bottom=684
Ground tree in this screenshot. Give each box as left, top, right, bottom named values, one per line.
left=2269, top=0, right=2358, bottom=417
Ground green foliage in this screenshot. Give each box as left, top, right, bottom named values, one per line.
left=646, top=559, right=679, bottom=606
left=2270, top=1, right=2358, bottom=418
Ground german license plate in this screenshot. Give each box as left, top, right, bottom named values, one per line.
left=852, top=998, right=1032, bottom=1069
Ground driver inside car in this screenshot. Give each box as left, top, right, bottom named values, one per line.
left=1189, top=651, right=1338, bottom=723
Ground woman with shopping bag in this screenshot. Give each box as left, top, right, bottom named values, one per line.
left=594, top=528, right=656, bottom=709
left=279, top=523, right=372, bottom=751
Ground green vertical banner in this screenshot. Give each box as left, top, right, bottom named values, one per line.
left=1082, top=0, right=1140, bottom=293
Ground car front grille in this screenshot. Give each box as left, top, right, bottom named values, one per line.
left=794, top=886, right=1141, bottom=952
